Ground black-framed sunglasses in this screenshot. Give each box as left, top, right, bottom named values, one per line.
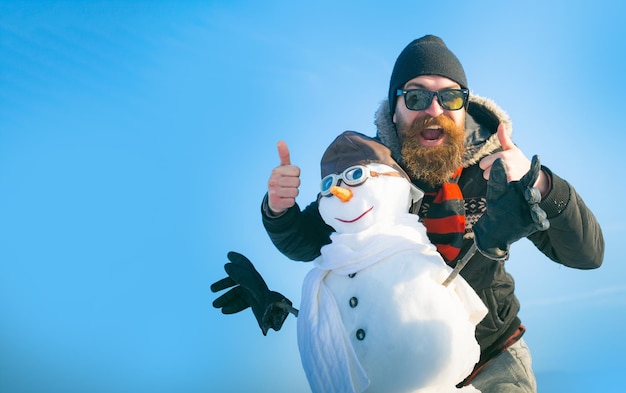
left=396, top=88, right=469, bottom=111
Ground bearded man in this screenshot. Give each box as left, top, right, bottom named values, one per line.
left=261, top=35, right=604, bottom=393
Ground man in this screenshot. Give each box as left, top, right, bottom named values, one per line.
left=261, top=35, right=604, bottom=392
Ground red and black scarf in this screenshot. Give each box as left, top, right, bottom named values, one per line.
left=419, top=167, right=466, bottom=264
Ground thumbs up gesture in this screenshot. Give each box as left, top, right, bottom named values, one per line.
left=267, top=141, right=301, bottom=215
left=479, top=125, right=549, bottom=194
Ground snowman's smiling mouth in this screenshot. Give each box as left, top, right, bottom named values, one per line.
left=336, top=206, right=374, bottom=223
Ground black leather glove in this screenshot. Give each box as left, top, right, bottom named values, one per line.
left=211, top=251, right=296, bottom=335
left=473, top=155, right=550, bottom=261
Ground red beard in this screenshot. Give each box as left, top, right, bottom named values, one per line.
left=400, top=115, right=465, bottom=186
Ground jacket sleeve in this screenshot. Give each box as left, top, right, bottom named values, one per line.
left=527, top=167, right=604, bottom=269
left=261, top=193, right=334, bottom=262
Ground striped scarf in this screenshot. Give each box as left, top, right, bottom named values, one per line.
left=419, top=167, right=466, bottom=263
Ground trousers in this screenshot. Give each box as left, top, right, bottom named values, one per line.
left=470, top=339, right=537, bottom=393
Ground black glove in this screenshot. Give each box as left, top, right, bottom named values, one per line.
left=473, top=155, right=550, bottom=261
left=211, top=251, right=296, bottom=335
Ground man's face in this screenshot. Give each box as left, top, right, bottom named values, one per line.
left=393, top=75, right=467, bottom=186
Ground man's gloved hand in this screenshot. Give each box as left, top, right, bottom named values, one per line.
left=473, top=155, right=550, bottom=261
left=211, top=251, right=296, bottom=335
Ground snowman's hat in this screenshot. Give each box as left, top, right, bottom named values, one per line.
left=321, top=131, right=424, bottom=205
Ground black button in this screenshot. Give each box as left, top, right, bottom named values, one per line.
left=356, top=329, right=366, bottom=341
left=348, top=273, right=357, bottom=278
left=349, top=297, right=358, bottom=308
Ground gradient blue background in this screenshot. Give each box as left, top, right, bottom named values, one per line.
left=1, top=1, right=624, bottom=392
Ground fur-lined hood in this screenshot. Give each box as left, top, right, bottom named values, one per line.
left=375, top=93, right=512, bottom=168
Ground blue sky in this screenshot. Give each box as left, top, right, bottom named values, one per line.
left=1, top=1, right=624, bottom=392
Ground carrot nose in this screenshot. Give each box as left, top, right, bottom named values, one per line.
left=330, top=186, right=353, bottom=202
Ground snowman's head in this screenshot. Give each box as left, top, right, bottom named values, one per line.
left=319, top=162, right=423, bottom=233
left=318, top=131, right=424, bottom=234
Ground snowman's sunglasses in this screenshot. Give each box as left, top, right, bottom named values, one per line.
left=320, top=165, right=402, bottom=197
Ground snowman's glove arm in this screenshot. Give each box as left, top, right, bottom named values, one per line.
left=473, top=155, right=550, bottom=261
left=211, top=251, right=297, bottom=335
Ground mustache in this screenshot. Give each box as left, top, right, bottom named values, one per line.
left=405, top=115, right=459, bottom=137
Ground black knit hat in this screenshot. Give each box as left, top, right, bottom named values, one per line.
left=321, top=131, right=409, bottom=179
left=388, top=35, right=467, bottom=114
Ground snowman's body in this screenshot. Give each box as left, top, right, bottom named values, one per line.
left=324, top=238, right=484, bottom=393
left=298, top=161, right=487, bottom=393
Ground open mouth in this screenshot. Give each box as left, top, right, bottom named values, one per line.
left=419, top=127, right=445, bottom=146
left=421, top=127, right=444, bottom=140
left=336, top=206, right=374, bottom=223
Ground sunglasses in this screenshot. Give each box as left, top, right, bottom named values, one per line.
left=396, top=88, right=469, bottom=111
left=320, top=165, right=402, bottom=197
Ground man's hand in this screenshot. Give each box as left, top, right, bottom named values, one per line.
left=479, top=124, right=549, bottom=196
left=267, top=141, right=301, bottom=215
left=473, top=155, right=550, bottom=260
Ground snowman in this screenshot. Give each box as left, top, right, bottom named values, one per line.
left=297, top=131, right=488, bottom=393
